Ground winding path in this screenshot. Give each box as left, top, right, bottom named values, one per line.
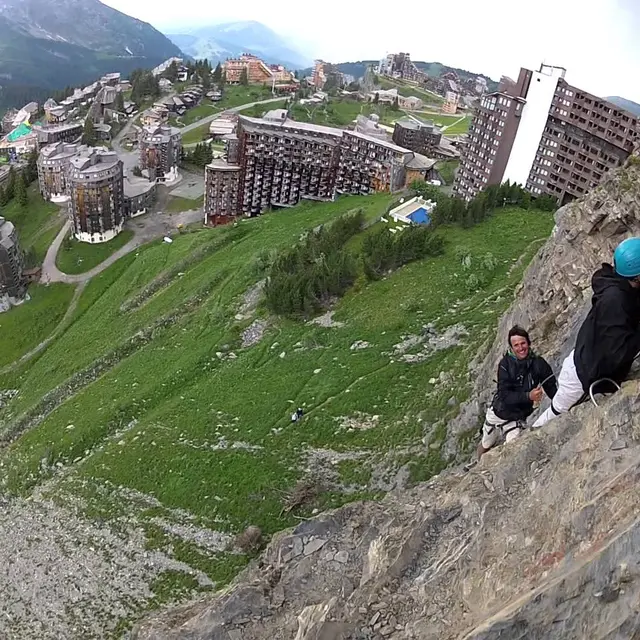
left=40, top=221, right=142, bottom=285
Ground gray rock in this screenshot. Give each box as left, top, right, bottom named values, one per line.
left=303, top=538, right=327, bottom=556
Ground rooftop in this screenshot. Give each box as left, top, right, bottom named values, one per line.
left=141, top=123, right=181, bottom=142
left=6, top=122, right=33, bottom=142
left=124, top=178, right=156, bottom=198
left=33, top=122, right=82, bottom=134
left=0, top=217, right=17, bottom=249
left=239, top=115, right=343, bottom=139
left=207, top=159, right=241, bottom=171
left=69, top=147, right=120, bottom=173
left=404, top=152, right=436, bottom=170
left=40, top=142, right=84, bottom=161
left=395, top=116, right=436, bottom=131
left=344, top=129, right=408, bottom=153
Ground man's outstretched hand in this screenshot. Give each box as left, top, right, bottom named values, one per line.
left=529, top=387, right=543, bottom=403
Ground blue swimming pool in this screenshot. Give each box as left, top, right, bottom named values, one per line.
left=407, top=207, right=431, bottom=225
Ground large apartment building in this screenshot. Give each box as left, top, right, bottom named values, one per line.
left=392, top=117, right=443, bottom=156
left=455, top=64, right=640, bottom=204
left=337, top=131, right=407, bottom=194
left=0, top=216, right=26, bottom=310
left=378, top=53, right=424, bottom=83
left=37, top=142, right=84, bottom=201
left=33, top=122, right=83, bottom=146
left=224, top=54, right=274, bottom=84
left=68, top=148, right=125, bottom=243
left=139, top=124, right=182, bottom=182
left=203, top=116, right=434, bottom=224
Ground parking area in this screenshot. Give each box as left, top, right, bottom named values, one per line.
left=169, top=172, right=204, bottom=200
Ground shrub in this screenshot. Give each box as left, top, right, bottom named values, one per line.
left=264, top=211, right=365, bottom=317
left=362, top=225, right=444, bottom=280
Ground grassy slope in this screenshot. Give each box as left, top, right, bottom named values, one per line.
left=180, top=101, right=216, bottom=125
left=180, top=86, right=275, bottom=144
left=1, top=185, right=63, bottom=263
left=290, top=100, right=402, bottom=128
left=0, top=195, right=554, bottom=624
left=237, top=99, right=289, bottom=118
left=56, top=229, right=134, bottom=275
left=436, top=160, right=460, bottom=185
left=0, top=283, right=75, bottom=369
left=441, top=115, right=472, bottom=135
left=165, top=195, right=204, bottom=213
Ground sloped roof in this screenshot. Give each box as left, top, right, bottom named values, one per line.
left=7, top=123, right=33, bottom=142
left=404, top=152, right=436, bottom=170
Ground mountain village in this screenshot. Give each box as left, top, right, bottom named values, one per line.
left=0, top=50, right=637, bottom=312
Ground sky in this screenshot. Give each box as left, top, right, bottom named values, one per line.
left=103, top=0, right=640, bottom=102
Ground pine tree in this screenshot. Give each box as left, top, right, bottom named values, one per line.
left=0, top=186, right=7, bottom=206
left=25, top=148, right=38, bottom=184
left=15, top=171, right=28, bottom=207
left=221, top=70, right=227, bottom=87
left=115, top=91, right=125, bottom=113
left=82, top=118, right=97, bottom=146
left=5, top=167, right=16, bottom=201
left=165, top=61, right=179, bottom=82
left=212, top=63, right=222, bottom=83
left=240, top=68, right=249, bottom=86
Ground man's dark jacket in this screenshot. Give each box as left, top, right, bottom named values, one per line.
left=492, top=351, right=557, bottom=422
left=574, top=264, right=640, bottom=391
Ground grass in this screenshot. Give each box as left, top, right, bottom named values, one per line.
left=0, top=283, right=75, bottom=369
left=1, top=184, right=62, bottom=263
left=436, top=160, right=460, bottom=185
left=0, top=195, right=554, bottom=621
left=237, top=99, right=289, bottom=118
left=290, top=99, right=402, bottom=128
left=181, top=123, right=211, bottom=145
left=56, top=229, right=134, bottom=275
left=180, top=101, right=217, bottom=126
left=165, top=195, right=204, bottom=213
left=440, top=115, right=472, bottom=135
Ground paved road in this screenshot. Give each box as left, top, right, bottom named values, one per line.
left=179, top=96, right=286, bottom=134
left=41, top=205, right=203, bottom=285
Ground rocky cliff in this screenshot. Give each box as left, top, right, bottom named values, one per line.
left=134, top=154, right=640, bottom=640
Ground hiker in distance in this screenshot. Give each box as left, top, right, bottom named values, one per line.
left=532, top=237, right=640, bottom=428
left=477, top=326, right=557, bottom=460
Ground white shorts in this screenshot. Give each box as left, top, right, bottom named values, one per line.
left=481, top=406, right=523, bottom=449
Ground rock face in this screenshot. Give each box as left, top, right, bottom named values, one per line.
left=134, top=155, right=640, bottom=639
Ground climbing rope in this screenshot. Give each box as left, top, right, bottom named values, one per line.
left=589, top=378, right=621, bottom=407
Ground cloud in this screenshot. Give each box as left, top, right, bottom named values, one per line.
left=103, top=0, right=640, bottom=102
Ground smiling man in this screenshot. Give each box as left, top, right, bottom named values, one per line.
left=477, top=326, right=557, bottom=460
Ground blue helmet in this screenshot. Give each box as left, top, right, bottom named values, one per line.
left=614, top=237, right=640, bottom=278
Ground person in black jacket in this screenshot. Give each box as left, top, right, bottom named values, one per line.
left=478, top=326, right=557, bottom=459
left=533, top=238, right=640, bottom=428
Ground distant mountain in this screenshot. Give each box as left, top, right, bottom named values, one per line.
left=166, top=21, right=311, bottom=70
left=0, top=0, right=183, bottom=108
left=606, top=96, right=640, bottom=116
left=297, top=59, right=498, bottom=92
